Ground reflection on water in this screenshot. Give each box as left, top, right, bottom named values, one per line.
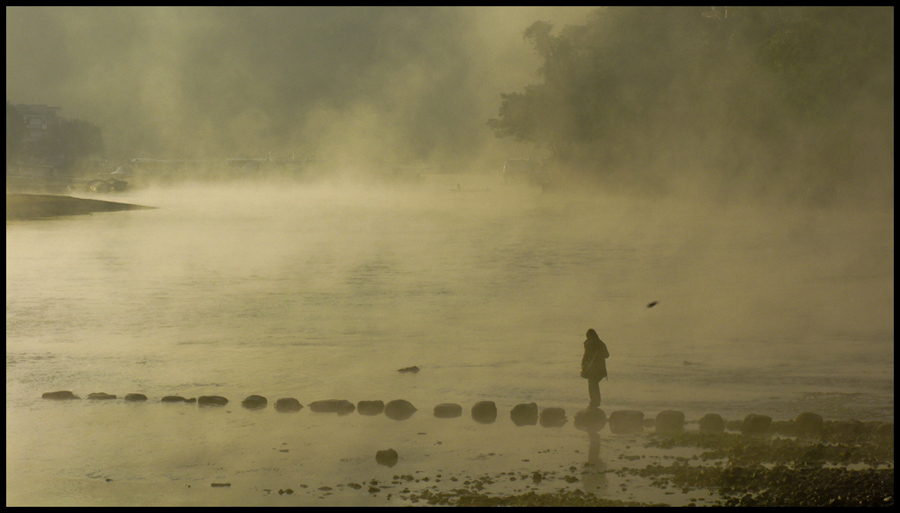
left=582, top=431, right=607, bottom=496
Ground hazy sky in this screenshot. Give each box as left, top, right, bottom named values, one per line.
left=6, top=6, right=598, bottom=167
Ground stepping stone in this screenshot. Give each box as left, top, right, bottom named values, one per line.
left=375, top=449, right=399, bottom=467
left=574, top=408, right=606, bottom=432
left=539, top=407, right=567, bottom=428
left=275, top=398, right=303, bottom=412
left=309, top=399, right=355, bottom=415
left=741, top=413, right=772, bottom=436
left=608, top=410, right=644, bottom=435
left=242, top=395, right=268, bottom=409
left=510, top=403, right=539, bottom=426
left=384, top=399, right=417, bottom=421
left=698, top=413, right=725, bottom=434
left=655, top=410, right=685, bottom=434
left=795, top=412, right=824, bottom=437
left=198, top=395, right=229, bottom=407
left=433, top=403, right=462, bottom=418
left=357, top=400, right=385, bottom=416
left=471, top=401, right=497, bottom=424
left=42, top=391, right=79, bottom=400
left=88, top=392, right=117, bottom=400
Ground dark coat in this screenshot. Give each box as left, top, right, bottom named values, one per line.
left=581, top=336, right=609, bottom=380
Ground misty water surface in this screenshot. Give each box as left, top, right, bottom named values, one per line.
left=7, top=174, right=893, bottom=416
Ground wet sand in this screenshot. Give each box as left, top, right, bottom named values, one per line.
left=7, top=399, right=893, bottom=507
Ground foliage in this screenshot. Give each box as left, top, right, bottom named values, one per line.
left=488, top=7, right=894, bottom=202
left=32, top=118, right=105, bottom=168
left=6, top=102, right=26, bottom=164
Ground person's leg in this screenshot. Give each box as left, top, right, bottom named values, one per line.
left=588, top=378, right=600, bottom=407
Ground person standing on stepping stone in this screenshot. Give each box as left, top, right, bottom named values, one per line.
left=580, top=328, right=609, bottom=408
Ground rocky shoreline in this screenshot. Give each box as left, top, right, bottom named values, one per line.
left=37, top=390, right=893, bottom=507
left=298, top=429, right=893, bottom=507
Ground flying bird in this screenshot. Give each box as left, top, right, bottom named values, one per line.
left=647, top=301, right=658, bottom=308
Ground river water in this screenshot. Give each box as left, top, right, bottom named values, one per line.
left=6, top=172, right=893, bottom=505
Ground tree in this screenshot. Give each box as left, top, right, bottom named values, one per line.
left=6, top=102, right=25, bottom=164
left=488, top=7, right=893, bottom=201
left=39, top=118, right=104, bottom=167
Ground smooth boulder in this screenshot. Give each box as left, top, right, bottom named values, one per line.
left=42, top=391, right=80, bottom=400
left=698, top=413, right=725, bottom=434
left=539, top=407, right=567, bottom=428
left=741, top=413, right=772, bottom=436
left=375, top=449, right=399, bottom=467
left=574, top=408, right=607, bottom=432
left=384, top=399, right=417, bottom=420
left=88, top=392, right=116, bottom=400
left=161, top=395, right=189, bottom=403
left=433, top=403, right=463, bottom=418
left=357, top=400, right=385, bottom=416
left=471, top=401, right=497, bottom=424
left=608, top=410, right=644, bottom=435
left=795, top=412, right=824, bottom=437
left=198, top=395, right=229, bottom=407
left=124, top=393, right=148, bottom=402
left=655, top=410, right=685, bottom=435
left=309, top=399, right=356, bottom=416
left=242, top=395, right=268, bottom=410
left=510, top=403, right=539, bottom=426
left=275, top=398, right=303, bottom=412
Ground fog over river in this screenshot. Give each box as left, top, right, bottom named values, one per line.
left=6, top=174, right=893, bottom=505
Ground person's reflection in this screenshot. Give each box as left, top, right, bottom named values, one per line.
left=582, top=430, right=607, bottom=495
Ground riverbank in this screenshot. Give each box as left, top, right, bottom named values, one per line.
left=6, top=193, right=155, bottom=220
left=8, top=397, right=893, bottom=507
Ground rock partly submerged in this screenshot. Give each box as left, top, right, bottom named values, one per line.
left=471, top=401, right=498, bottom=424
left=384, top=399, right=417, bottom=421
left=574, top=408, right=606, bottom=432
left=274, top=398, right=303, bottom=412
left=609, top=410, right=644, bottom=435
left=87, top=392, right=117, bottom=400
left=510, top=403, right=539, bottom=426
left=42, top=390, right=80, bottom=400
left=161, top=395, right=196, bottom=403
left=655, top=410, right=685, bottom=435
left=433, top=403, right=463, bottom=418
left=357, top=400, right=385, bottom=416
left=699, top=413, right=726, bottom=434
left=198, top=395, right=229, bottom=407
left=375, top=448, right=399, bottom=467
left=539, top=407, right=568, bottom=428
left=309, top=399, right=355, bottom=415
left=241, top=395, right=268, bottom=410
